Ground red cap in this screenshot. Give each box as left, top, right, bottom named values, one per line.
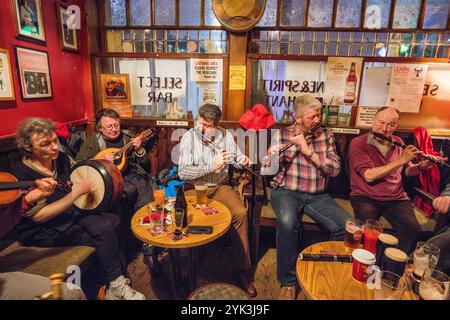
left=55, top=121, right=70, bottom=140
left=239, top=104, right=276, bottom=131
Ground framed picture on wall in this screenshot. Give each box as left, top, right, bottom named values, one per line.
left=100, top=74, right=132, bottom=117
left=57, top=3, right=79, bottom=52
left=0, top=49, right=16, bottom=101
left=14, top=46, right=52, bottom=99
left=11, top=0, right=46, bottom=43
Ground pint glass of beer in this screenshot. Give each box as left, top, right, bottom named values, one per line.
left=195, top=183, right=208, bottom=207
left=344, top=218, right=364, bottom=252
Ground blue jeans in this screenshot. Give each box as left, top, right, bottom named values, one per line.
left=271, top=187, right=351, bottom=286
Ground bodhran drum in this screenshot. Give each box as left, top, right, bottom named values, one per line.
left=70, top=159, right=124, bottom=213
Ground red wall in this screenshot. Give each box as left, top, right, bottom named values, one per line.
left=0, top=0, right=92, bottom=138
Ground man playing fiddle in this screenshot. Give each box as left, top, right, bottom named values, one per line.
left=349, top=107, right=447, bottom=254
left=265, top=95, right=350, bottom=300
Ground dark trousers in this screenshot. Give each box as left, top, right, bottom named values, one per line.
left=428, top=224, right=450, bottom=275
left=25, top=213, right=123, bottom=283
left=349, top=195, right=421, bottom=254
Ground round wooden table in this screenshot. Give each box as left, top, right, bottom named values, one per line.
left=131, top=195, right=232, bottom=298
left=296, top=241, right=419, bottom=300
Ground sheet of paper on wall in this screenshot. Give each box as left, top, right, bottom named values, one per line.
left=119, top=60, right=151, bottom=105
left=386, top=63, right=428, bottom=113
left=190, top=59, right=223, bottom=82
left=355, top=106, right=383, bottom=128
left=359, top=67, right=391, bottom=107
left=323, top=57, right=363, bottom=106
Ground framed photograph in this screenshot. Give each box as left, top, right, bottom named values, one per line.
left=11, top=0, right=46, bottom=43
left=100, top=74, right=132, bottom=117
left=57, top=3, right=78, bottom=52
left=15, top=46, right=52, bottom=99
left=0, top=49, right=16, bottom=101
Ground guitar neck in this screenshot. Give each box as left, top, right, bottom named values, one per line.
left=0, top=181, right=36, bottom=191
left=116, top=142, right=134, bottom=155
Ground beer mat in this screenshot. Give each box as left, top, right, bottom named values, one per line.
left=192, top=205, right=218, bottom=215
left=168, top=231, right=188, bottom=241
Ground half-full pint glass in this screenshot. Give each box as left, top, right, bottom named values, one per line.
left=344, top=218, right=364, bottom=252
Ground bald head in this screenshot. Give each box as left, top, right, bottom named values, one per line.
left=372, top=107, right=400, bottom=136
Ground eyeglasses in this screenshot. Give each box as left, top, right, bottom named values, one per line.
left=375, top=120, right=397, bottom=130
left=103, top=123, right=120, bottom=130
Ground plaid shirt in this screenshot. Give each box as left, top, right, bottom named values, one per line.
left=271, top=125, right=341, bottom=193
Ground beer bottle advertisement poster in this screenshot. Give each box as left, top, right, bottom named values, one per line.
left=324, top=57, right=363, bottom=106
left=386, top=63, right=428, bottom=113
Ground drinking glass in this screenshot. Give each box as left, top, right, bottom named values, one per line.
left=419, top=269, right=450, bottom=300
left=148, top=204, right=164, bottom=235
left=194, top=183, right=208, bottom=207
left=373, top=270, right=407, bottom=300
left=153, top=186, right=165, bottom=206
left=344, top=218, right=364, bottom=252
left=412, top=242, right=440, bottom=278
left=363, top=219, right=383, bottom=254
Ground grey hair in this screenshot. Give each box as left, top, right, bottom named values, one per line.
left=16, top=118, right=56, bottom=159
left=293, top=95, right=322, bottom=116
left=198, top=103, right=222, bottom=124
left=375, top=106, right=401, bottom=119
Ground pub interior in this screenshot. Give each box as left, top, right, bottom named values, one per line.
left=0, top=0, right=449, bottom=301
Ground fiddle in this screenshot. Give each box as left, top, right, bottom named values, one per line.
left=0, top=172, right=69, bottom=206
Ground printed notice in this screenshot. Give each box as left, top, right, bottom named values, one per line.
left=387, top=64, right=428, bottom=113
left=356, top=106, right=383, bottom=128
left=229, top=65, right=246, bottom=90
left=190, top=59, right=223, bottom=82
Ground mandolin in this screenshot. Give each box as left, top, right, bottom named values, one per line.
left=94, top=129, right=155, bottom=173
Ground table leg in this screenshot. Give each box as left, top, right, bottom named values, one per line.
left=188, top=247, right=198, bottom=293
left=168, top=249, right=183, bottom=299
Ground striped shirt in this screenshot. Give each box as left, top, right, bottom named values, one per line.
left=178, top=128, right=244, bottom=186
left=270, top=125, right=341, bottom=194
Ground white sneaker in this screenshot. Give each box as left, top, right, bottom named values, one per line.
left=105, top=276, right=145, bottom=300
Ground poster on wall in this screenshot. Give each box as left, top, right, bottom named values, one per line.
left=355, top=106, right=383, bottom=128
left=229, top=66, right=246, bottom=90
left=119, top=60, right=151, bottom=106
left=12, top=0, right=46, bottom=43
left=100, top=74, right=132, bottom=117
left=0, top=49, right=15, bottom=101
left=15, top=46, right=52, bottom=99
left=190, top=59, right=223, bottom=82
left=324, top=57, right=363, bottom=106
left=57, top=3, right=78, bottom=52
left=386, top=63, right=428, bottom=113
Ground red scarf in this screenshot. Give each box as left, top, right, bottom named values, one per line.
left=413, top=127, right=440, bottom=216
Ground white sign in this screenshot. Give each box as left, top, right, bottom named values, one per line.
left=119, top=60, right=150, bottom=105
left=157, top=120, right=189, bottom=126
left=155, top=59, right=186, bottom=98
left=387, top=63, right=428, bottom=113
left=360, top=67, right=391, bottom=107
left=355, top=106, right=383, bottom=128
left=190, top=59, right=223, bottom=82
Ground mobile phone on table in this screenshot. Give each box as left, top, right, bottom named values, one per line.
left=187, top=226, right=213, bottom=234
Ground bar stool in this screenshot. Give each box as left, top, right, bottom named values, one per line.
left=187, top=283, right=251, bottom=300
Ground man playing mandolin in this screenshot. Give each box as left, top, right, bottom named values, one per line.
left=76, top=109, right=160, bottom=273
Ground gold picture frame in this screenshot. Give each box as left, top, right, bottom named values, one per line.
left=57, top=3, right=79, bottom=52
left=100, top=74, right=132, bottom=117
left=12, top=0, right=46, bottom=43
left=0, top=49, right=16, bottom=101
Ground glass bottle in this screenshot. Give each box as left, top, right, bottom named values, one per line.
left=344, top=62, right=357, bottom=104
left=174, top=185, right=188, bottom=227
